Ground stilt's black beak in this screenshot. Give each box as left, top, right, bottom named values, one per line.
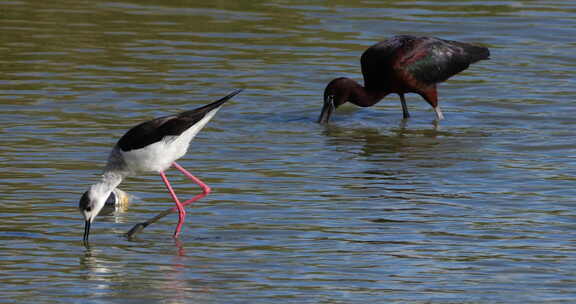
left=318, top=95, right=335, bottom=124
left=83, top=220, right=91, bottom=243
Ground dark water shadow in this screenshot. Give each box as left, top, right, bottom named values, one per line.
left=321, top=119, right=490, bottom=166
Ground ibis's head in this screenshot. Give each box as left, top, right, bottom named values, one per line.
left=318, top=77, right=358, bottom=124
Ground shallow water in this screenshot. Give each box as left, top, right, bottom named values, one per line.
left=1, top=0, right=576, bottom=302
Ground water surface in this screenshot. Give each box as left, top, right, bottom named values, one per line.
left=1, top=0, right=576, bottom=303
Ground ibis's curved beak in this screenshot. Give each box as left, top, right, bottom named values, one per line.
left=83, top=220, right=91, bottom=243
left=318, top=95, right=335, bottom=124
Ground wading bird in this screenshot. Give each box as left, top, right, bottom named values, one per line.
left=79, top=89, right=242, bottom=242
left=318, top=35, right=489, bottom=123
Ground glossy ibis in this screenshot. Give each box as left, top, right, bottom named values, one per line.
left=318, top=35, right=490, bottom=123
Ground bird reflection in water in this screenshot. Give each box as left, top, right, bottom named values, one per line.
left=322, top=120, right=448, bottom=158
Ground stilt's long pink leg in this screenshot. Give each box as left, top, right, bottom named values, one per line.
left=160, top=171, right=186, bottom=238
left=126, top=163, right=212, bottom=238
left=172, top=162, right=211, bottom=206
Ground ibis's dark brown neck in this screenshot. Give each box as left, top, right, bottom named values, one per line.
left=347, top=83, right=389, bottom=107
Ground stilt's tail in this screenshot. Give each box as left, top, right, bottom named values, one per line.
left=181, top=88, right=243, bottom=117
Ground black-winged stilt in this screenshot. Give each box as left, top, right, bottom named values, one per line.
left=79, top=89, right=242, bottom=242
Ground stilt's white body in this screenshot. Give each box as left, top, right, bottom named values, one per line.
left=119, top=109, right=220, bottom=173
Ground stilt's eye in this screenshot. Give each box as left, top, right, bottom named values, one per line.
left=85, top=207, right=92, bottom=212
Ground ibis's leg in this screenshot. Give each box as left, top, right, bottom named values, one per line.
left=420, top=88, right=444, bottom=120
left=399, top=93, right=410, bottom=119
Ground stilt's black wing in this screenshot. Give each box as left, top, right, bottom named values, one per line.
left=117, top=89, right=242, bottom=152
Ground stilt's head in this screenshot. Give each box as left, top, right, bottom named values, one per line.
left=318, top=77, right=359, bottom=124
left=78, top=184, right=115, bottom=243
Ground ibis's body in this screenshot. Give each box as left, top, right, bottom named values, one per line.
left=318, top=35, right=490, bottom=123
